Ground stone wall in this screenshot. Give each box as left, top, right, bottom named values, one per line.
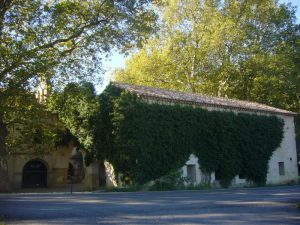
left=7, top=144, right=73, bottom=190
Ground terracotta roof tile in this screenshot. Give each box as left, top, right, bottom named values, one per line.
left=113, top=82, right=296, bottom=116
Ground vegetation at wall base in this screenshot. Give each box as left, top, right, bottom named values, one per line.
left=101, top=185, right=143, bottom=193
left=98, top=85, right=284, bottom=187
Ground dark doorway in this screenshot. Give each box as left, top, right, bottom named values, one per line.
left=69, top=148, right=85, bottom=183
left=67, top=163, right=74, bottom=183
left=99, top=161, right=106, bottom=186
left=22, top=160, right=47, bottom=188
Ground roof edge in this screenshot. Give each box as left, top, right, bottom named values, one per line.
left=111, top=82, right=297, bottom=117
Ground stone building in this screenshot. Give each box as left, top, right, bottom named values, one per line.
left=8, top=144, right=74, bottom=189
left=6, top=83, right=298, bottom=191
left=112, top=83, right=299, bottom=186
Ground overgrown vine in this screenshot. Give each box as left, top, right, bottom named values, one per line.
left=98, top=84, right=284, bottom=187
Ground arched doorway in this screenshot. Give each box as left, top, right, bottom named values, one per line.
left=22, top=160, right=47, bottom=188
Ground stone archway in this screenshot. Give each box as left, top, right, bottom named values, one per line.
left=22, top=159, right=47, bottom=188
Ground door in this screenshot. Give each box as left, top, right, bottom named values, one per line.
left=22, top=160, right=47, bottom=188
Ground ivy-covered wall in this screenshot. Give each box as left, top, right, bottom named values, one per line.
left=98, top=84, right=284, bottom=187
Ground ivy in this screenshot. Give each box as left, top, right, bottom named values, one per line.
left=99, top=84, right=284, bottom=187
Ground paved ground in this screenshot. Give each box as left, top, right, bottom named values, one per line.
left=0, top=185, right=299, bottom=224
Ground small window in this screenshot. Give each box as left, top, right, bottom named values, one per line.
left=278, top=162, right=285, bottom=176
left=187, top=165, right=196, bottom=182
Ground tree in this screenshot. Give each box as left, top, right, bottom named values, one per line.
left=115, top=0, right=300, bottom=140
left=48, top=82, right=99, bottom=154
left=0, top=0, right=158, bottom=191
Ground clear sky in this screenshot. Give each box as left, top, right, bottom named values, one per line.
left=99, top=0, right=300, bottom=90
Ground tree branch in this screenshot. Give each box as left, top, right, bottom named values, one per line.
left=0, top=0, right=14, bottom=36
left=0, top=15, right=112, bottom=79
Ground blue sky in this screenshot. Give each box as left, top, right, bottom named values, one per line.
left=99, top=0, right=300, bottom=89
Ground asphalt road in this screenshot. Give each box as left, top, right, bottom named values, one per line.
left=0, top=185, right=300, bottom=224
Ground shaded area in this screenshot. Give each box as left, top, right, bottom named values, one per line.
left=22, top=160, right=47, bottom=188
left=68, top=149, right=84, bottom=184
left=0, top=186, right=299, bottom=224
left=99, top=161, right=106, bottom=186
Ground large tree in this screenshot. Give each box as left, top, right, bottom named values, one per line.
left=115, top=0, right=300, bottom=140
left=0, top=0, right=158, bottom=192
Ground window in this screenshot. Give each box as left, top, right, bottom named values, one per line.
left=278, top=162, right=285, bottom=176
left=187, top=165, right=196, bottom=182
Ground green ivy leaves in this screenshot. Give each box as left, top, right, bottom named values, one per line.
left=99, top=85, right=284, bottom=187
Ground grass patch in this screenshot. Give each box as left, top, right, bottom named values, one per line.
left=0, top=215, right=5, bottom=225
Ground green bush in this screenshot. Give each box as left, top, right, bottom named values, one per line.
left=148, top=180, right=177, bottom=191
left=184, top=183, right=212, bottom=190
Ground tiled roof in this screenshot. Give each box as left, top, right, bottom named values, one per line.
left=113, top=82, right=296, bottom=116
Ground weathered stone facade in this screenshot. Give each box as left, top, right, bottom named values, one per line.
left=7, top=144, right=73, bottom=189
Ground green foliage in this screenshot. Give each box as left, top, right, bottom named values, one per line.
left=184, top=183, right=212, bottom=191
left=48, top=82, right=99, bottom=154
left=99, top=85, right=284, bottom=187
left=102, top=185, right=143, bottom=192
left=53, top=128, right=77, bottom=147
left=149, top=180, right=177, bottom=191
left=148, top=170, right=185, bottom=191
left=2, top=89, right=60, bottom=155
left=93, top=85, right=122, bottom=161
left=1, top=0, right=158, bottom=89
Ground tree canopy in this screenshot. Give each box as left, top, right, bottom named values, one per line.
left=1, top=0, right=157, bottom=89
